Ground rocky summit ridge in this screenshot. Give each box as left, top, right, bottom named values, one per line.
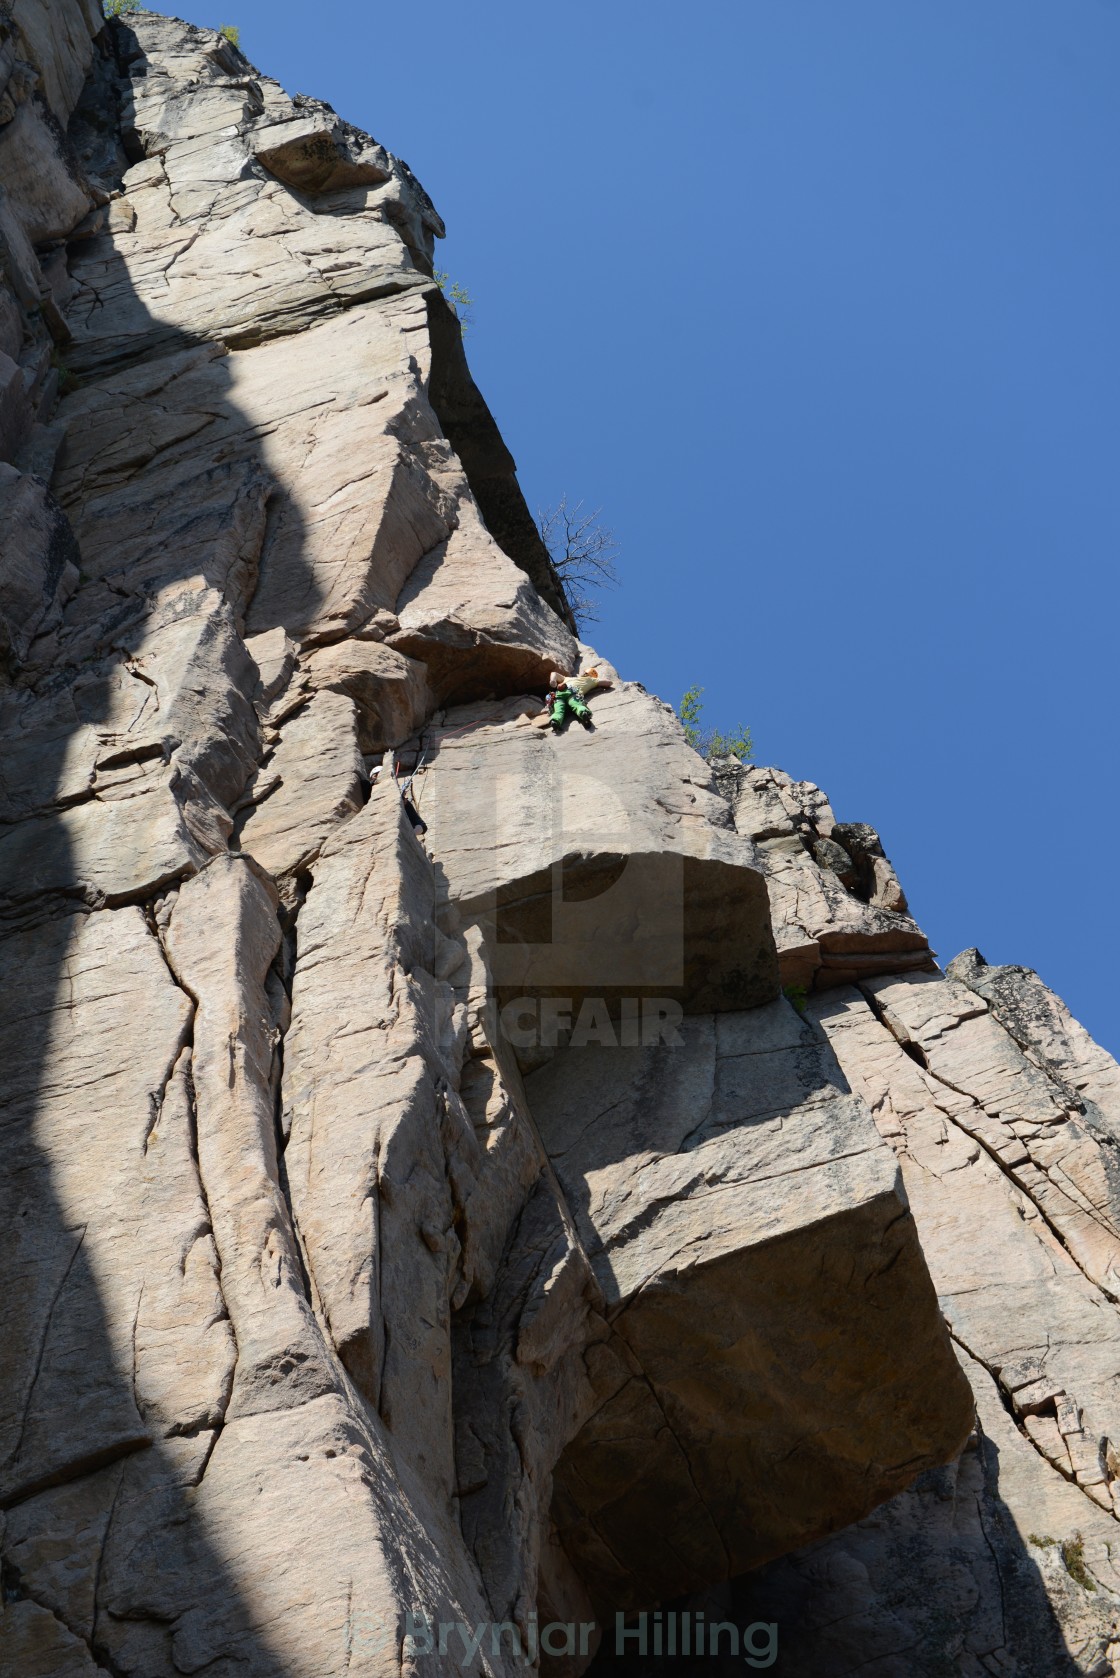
left=0, top=9, right=1118, bottom=1676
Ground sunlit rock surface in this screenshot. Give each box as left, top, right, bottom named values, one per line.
left=2, top=10, right=1118, bottom=1678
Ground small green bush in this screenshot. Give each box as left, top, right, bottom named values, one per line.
left=434, top=270, right=474, bottom=335
left=679, top=685, right=753, bottom=762
left=783, top=984, right=809, bottom=1015
left=1061, top=1532, right=1096, bottom=1591
left=104, top=0, right=141, bottom=16
left=219, top=24, right=240, bottom=46
left=49, top=346, right=80, bottom=395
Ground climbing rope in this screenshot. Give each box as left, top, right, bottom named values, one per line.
left=391, top=698, right=548, bottom=828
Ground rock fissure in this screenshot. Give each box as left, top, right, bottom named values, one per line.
left=857, top=977, right=1120, bottom=1310
left=0, top=1434, right=151, bottom=1516
left=948, top=1325, right=1119, bottom=1531
left=927, top=1062, right=1120, bottom=1309
left=9, top=1564, right=127, bottom=1678
left=3, top=1224, right=89, bottom=1493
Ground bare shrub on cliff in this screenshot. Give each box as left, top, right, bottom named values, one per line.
left=537, top=495, right=620, bottom=626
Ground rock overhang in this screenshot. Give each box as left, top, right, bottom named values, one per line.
left=526, top=1001, right=976, bottom=1615
left=417, top=684, right=781, bottom=1023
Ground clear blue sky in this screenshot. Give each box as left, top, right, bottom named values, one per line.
left=194, top=0, right=1119, bottom=1054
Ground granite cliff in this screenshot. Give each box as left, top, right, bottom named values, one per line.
left=0, top=10, right=1117, bottom=1676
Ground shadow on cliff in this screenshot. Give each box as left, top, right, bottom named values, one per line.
left=583, top=1392, right=1089, bottom=1676
left=1, top=23, right=1090, bottom=1678
left=0, top=22, right=326, bottom=1674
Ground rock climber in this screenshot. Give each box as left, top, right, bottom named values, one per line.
left=544, top=669, right=613, bottom=733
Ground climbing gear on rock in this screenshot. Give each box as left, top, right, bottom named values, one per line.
left=401, top=794, right=427, bottom=836
left=393, top=752, right=429, bottom=840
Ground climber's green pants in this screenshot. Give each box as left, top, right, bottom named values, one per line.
left=549, top=690, right=591, bottom=727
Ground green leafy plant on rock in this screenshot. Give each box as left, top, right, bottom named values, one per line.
left=104, top=0, right=140, bottom=16
left=679, top=685, right=753, bottom=762
left=434, top=270, right=474, bottom=335
left=219, top=24, right=240, bottom=46
left=49, top=346, right=80, bottom=395
left=1061, top=1532, right=1096, bottom=1591
left=783, top=983, right=808, bottom=1015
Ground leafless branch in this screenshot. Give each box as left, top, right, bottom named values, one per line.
left=537, top=494, right=620, bottom=626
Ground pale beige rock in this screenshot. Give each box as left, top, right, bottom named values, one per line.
left=759, top=832, right=931, bottom=989
left=0, top=582, right=263, bottom=908
left=530, top=1000, right=973, bottom=1614
left=714, top=760, right=931, bottom=990
left=700, top=979, right=1120, bottom=1676
left=251, top=109, right=392, bottom=193
left=0, top=10, right=1072, bottom=1676
left=64, top=17, right=437, bottom=374
left=237, top=690, right=366, bottom=878
left=417, top=682, right=777, bottom=1018
left=0, top=905, right=229, bottom=1507
left=391, top=489, right=579, bottom=700
left=9, top=0, right=103, bottom=123
left=53, top=295, right=553, bottom=692
left=282, top=785, right=460, bottom=1431
left=53, top=311, right=450, bottom=645
left=0, top=96, right=91, bottom=244
left=811, top=985, right=1120, bottom=1422
left=0, top=774, right=199, bottom=911
left=0, top=853, right=525, bottom=1674
left=302, top=635, right=431, bottom=752
left=714, top=760, right=837, bottom=841
left=141, top=1390, right=520, bottom=1678
left=276, top=780, right=570, bottom=1660
left=453, top=1167, right=602, bottom=1639
left=0, top=9, right=668, bottom=1676
left=1, top=580, right=253, bottom=824
left=716, top=1343, right=1120, bottom=1678
left=1025, top=1411, right=1071, bottom=1469
left=164, top=856, right=335, bottom=1417
left=950, top=947, right=1120, bottom=1127
left=864, top=970, right=1120, bottom=1294
left=245, top=624, right=297, bottom=705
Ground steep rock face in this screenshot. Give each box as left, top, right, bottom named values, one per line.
left=531, top=1002, right=965, bottom=1617
left=417, top=684, right=777, bottom=1018
left=588, top=962, right=1120, bottom=1676
left=713, top=758, right=931, bottom=989
left=0, top=11, right=1112, bottom=1678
